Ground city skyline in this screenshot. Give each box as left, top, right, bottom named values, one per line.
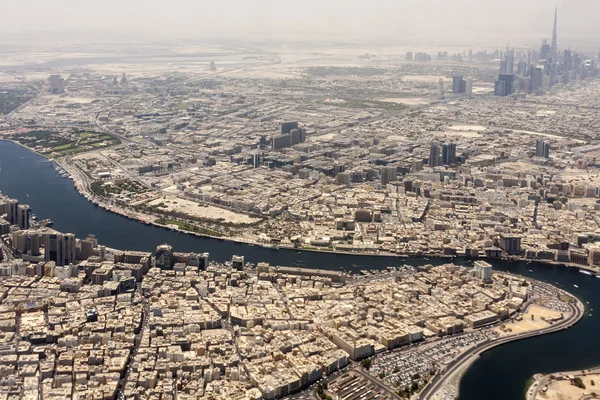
left=0, top=1, right=599, bottom=49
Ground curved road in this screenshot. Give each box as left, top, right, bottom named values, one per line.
left=420, top=286, right=584, bottom=400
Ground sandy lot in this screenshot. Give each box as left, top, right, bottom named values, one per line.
left=448, top=125, right=488, bottom=132
left=148, top=196, right=260, bottom=225
left=496, top=305, right=563, bottom=336
left=537, top=373, right=600, bottom=400
left=381, top=97, right=430, bottom=105
left=511, top=129, right=586, bottom=143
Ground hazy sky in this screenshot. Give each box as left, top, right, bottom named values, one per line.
left=1, top=0, right=599, bottom=48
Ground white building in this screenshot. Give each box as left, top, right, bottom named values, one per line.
left=473, top=260, right=492, bottom=283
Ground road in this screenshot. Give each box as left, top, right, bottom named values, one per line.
left=420, top=285, right=584, bottom=400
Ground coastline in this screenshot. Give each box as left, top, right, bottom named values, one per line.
left=420, top=282, right=586, bottom=400
left=526, top=365, right=600, bottom=400
left=3, top=139, right=600, bottom=276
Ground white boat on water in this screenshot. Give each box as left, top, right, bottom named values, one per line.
left=573, top=284, right=579, bottom=288
left=580, top=270, right=593, bottom=276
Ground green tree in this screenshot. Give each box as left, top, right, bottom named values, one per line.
left=360, top=358, right=372, bottom=370
left=573, top=377, right=586, bottom=389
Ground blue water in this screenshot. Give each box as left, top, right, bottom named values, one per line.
left=0, top=140, right=598, bottom=399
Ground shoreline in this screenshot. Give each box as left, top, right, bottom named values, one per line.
left=526, top=365, right=600, bottom=400
left=4, top=138, right=600, bottom=275
left=420, top=282, right=585, bottom=400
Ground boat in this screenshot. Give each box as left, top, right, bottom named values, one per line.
left=580, top=270, right=593, bottom=276
left=573, top=284, right=579, bottom=288
left=529, top=270, right=533, bottom=273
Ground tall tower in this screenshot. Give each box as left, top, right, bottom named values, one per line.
left=551, top=6, right=558, bottom=60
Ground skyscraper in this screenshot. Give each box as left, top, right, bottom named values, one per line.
left=6, top=199, right=18, bottom=225
left=429, top=144, right=441, bottom=167
left=442, top=143, right=457, bottom=165
left=551, top=6, right=558, bottom=60
left=438, top=79, right=445, bottom=100
left=452, top=76, right=466, bottom=93
left=44, top=233, right=76, bottom=266
left=48, top=75, right=65, bottom=94
left=536, top=140, right=550, bottom=158
left=540, top=40, right=551, bottom=61
left=17, top=205, right=30, bottom=230
left=506, top=48, right=515, bottom=74
left=466, top=78, right=473, bottom=98
left=155, top=244, right=174, bottom=269
left=494, top=74, right=516, bottom=97
left=380, top=166, right=397, bottom=185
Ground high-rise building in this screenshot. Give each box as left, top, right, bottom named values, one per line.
left=272, top=123, right=306, bottom=150
left=281, top=122, right=299, bottom=134
left=466, top=78, right=473, bottom=98
left=26, top=231, right=41, bottom=257
left=438, top=79, right=445, bottom=100
left=473, top=260, right=492, bottom=283
left=499, top=235, right=522, bottom=255
left=517, top=61, right=528, bottom=76
left=551, top=6, right=558, bottom=60
left=405, top=52, right=413, bottom=61
left=429, top=144, right=441, bottom=168
left=452, top=76, right=466, bottom=93
left=531, top=67, right=544, bottom=90
left=519, top=76, right=532, bottom=94
left=494, top=74, right=515, bottom=97
left=155, top=244, right=174, bottom=269
left=380, top=166, right=397, bottom=185
left=48, top=75, right=65, bottom=94
left=506, top=48, right=515, bottom=74
left=44, top=233, right=76, bottom=266
left=536, top=140, right=550, bottom=158
left=6, top=199, right=18, bottom=225
left=499, top=60, right=508, bottom=74
left=468, top=49, right=473, bottom=62
left=442, top=143, right=457, bottom=165
left=17, top=205, right=30, bottom=230
left=540, top=40, right=551, bottom=61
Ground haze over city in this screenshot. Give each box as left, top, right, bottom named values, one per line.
left=1, top=0, right=600, bottom=48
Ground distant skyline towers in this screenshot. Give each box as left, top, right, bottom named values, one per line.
left=506, top=48, right=515, bottom=74
left=540, top=39, right=551, bottom=61
left=494, top=74, right=515, bottom=97
left=551, top=6, right=558, bottom=60
left=438, top=79, right=445, bottom=100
